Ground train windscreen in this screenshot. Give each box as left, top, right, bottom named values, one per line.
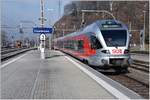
left=101, top=30, right=127, bottom=47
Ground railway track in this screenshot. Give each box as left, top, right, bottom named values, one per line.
left=1, top=48, right=25, bottom=54
left=106, top=74, right=149, bottom=99
left=130, top=60, right=149, bottom=73
left=97, top=60, right=149, bottom=99
left=64, top=51, right=149, bottom=98
left=1, top=47, right=37, bottom=61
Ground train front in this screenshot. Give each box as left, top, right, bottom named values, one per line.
left=96, top=20, right=131, bottom=69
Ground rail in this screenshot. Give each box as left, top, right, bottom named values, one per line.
left=130, top=60, right=149, bottom=73
left=1, top=47, right=37, bottom=61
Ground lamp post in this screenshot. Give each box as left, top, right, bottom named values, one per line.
left=61, top=23, right=65, bottom=36
left=61, top=23, right=65, bottom=49
left=141, top=3, right=147, bottom=51
left=142, top=10, right=146, bottom=50
left=19, top=22, right=24, bottom=47
left=47, top=8, right=54, bottom=26
left=47, top=8, right=54, bottom=49
left=39, top=0, right=46, bottom=59
left=110, top=1, right=113, bottom=12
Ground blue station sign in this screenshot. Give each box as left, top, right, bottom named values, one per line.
left=33, top=27, right=53, bottom=33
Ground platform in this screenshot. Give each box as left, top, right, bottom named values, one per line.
left=1, top=50, right=142, bottom=99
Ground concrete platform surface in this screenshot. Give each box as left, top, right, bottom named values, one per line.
left=1, top=50, right=142, bottom=99
left=1, top=50, right=115, bottom=99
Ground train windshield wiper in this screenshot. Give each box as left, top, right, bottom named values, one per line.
left=112, top=42, right=119, bottom=48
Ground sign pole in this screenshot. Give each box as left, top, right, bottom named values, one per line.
left=40, top=0, right=45, bottom=59
left=34, top=0, right=53, bottom=59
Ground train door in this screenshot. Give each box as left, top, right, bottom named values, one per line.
left=90, top=35, right=103, bottom=52
left=89, top=35, right=103, bottom=65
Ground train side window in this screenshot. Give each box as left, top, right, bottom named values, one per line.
left=64, top=40, right=67, bottom=48
left=72, top=40, right=75, bottom=50
left=70, top=40, right=74, bottom=50
left=68, top=40, right=71, bottom=49
left=78, top=40, right=83, bottom=50
left=61, top=41, right=63, bottom=48
left=74, top=41, right=78, bottom=51
left=90, top=36, right=102, bottom=49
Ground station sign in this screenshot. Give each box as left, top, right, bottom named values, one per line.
left=33, top=27, right=53, bottom=34
left=40, top=34, right=46, bottom=40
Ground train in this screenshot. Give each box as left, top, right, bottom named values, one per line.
left=53, top=20, right=131, bottom=70
left=15, top=41, right=22, bottom=48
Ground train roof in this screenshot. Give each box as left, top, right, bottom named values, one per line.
left=95, top=20, right=128, bottom=29
left=55, top=19, right=128, bottom=40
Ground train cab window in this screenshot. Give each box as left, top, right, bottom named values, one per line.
left=101, top=30, right=127, bottom=47
left=90, top=36, right=102, bottom=49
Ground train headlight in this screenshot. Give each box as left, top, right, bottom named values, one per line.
left=101, top=50, right=110, bottom=54
left=124, top=49, right=130, bottom=54
left=101, top=59, right=108, bottom=64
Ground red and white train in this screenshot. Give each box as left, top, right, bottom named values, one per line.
left=53, top=20, right=131, bottom=70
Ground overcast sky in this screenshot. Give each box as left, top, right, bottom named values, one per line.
left=1, top=0, right=72, bottom=40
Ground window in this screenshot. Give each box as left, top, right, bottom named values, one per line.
left=101, top=30, right=127, bottom=47
left=90, top=35, right=102, bottom=49
left=74, top=41, right=78, bottom=51
left=67, top=40, right=71, bottom=49
left=78, top=40, right=84, bottom=50
left=64, top=40, right=67, bottom=48
left=57, top=41, right=62, bottom=48
left=70, top=40, right=74, bottom=50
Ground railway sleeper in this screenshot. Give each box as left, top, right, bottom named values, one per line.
left=130, top=64, right=149, bottom=73
left=132, top=62, right=149, bottom=68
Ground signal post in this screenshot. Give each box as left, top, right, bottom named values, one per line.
left=33, top=0, right=53, bottom=59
